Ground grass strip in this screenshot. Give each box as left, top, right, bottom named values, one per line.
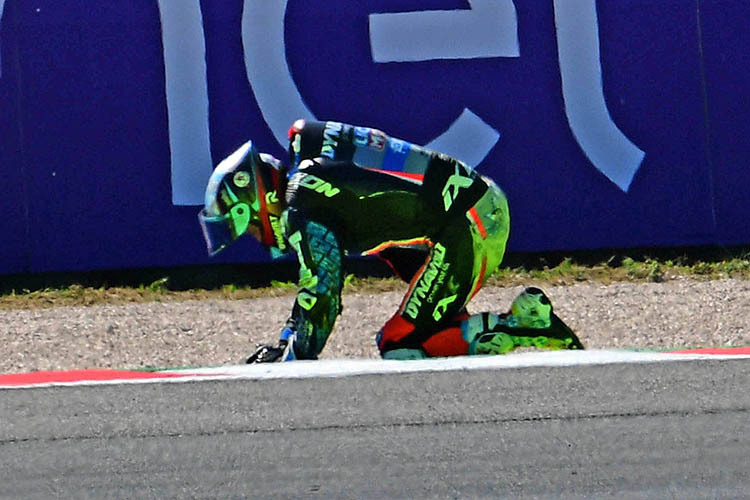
left=3, top=255, right=750, bottom=310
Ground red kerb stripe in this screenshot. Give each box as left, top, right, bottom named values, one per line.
left=0, top=369, right=189, bottom=387
left=669, top=346, right=750, bottom=355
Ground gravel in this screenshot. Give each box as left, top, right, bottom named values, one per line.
left=2, top=278, right=749, bottom=373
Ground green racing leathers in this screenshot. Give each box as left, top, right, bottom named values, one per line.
left=280, top=120, right=511, bottom=358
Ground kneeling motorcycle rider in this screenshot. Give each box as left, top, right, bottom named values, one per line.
left=199, top=119, right=584, bottom=362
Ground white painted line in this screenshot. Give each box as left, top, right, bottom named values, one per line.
left=169, top=349, right=750, bottom=381
left=2, top=350, right=748, bottom=390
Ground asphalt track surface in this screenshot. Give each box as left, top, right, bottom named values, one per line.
left=2, top=358, right=749, bottom=499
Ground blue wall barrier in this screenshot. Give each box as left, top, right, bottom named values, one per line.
left=1, top=0, right=748, bottom=276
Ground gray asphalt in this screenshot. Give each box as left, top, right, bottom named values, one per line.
left=1, top=359, right=749, bottom=499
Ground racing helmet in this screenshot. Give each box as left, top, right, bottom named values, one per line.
left=198, top=141, right=283, bottom=256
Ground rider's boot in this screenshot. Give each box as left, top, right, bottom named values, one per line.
left=466, top=287, right=584, bottom=355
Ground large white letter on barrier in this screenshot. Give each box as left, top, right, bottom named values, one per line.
left=0, top=0, right=6, bottom=79
left=157, top=0, right=213, bottom=206
left=554, top=0, right=645, bottom=191
left=242, top=0, right=315, bottom=147
left=369, top=0, right=519, bottom=62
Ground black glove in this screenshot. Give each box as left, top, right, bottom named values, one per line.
left=246, top=340, right=289, bottom=364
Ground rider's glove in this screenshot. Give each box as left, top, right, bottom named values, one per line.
left=246, top=322, right=298, bottom=363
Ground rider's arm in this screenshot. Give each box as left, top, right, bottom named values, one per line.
left=287, top=119, right=425, bottom=172
left=281, top=209, right=344, bottom=359
left=287, top=119, right=331, bottom=168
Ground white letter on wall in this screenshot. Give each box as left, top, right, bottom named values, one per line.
left=554, top=0, right=645, bottom=191
left=242, top=0, right=315, bottom=146
left=157, top=0, right=213, bottom=205
left=0, top=0, right=6, bottom=79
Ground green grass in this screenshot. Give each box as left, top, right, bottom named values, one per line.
left=3, top=255, right=750, bottom=310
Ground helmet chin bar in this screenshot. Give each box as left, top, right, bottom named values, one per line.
left=198, top=200, right=257, bottom=257
left=198, top=208, right=234, bottom=257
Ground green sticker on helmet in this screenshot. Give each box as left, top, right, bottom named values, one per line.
left=229, top=202, right=251, bottom=236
